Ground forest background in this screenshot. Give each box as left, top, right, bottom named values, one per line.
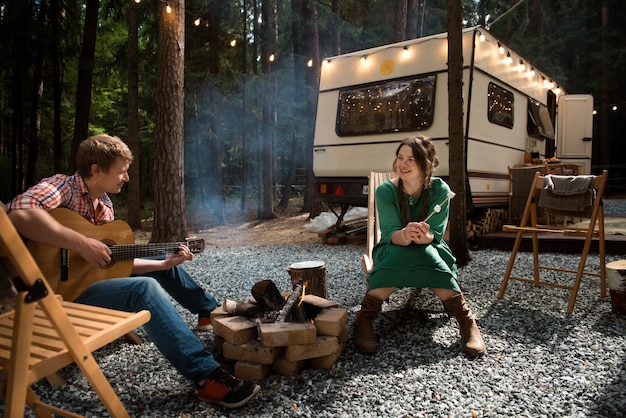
left=1, top=0, right=625, bottom=242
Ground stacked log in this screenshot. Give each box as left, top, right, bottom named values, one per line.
left=211, top=294, right=348, bottom=380
left=466, top=208, right=507, bottom=243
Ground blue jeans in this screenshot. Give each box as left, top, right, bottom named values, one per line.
left=75, top=276, right=220, bottom=382
left=141, top=265, right=219, bottom=318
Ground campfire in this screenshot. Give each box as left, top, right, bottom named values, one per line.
left=211, top=262, right=348, bottom=379
left=222, top=278, right=317, bottom=323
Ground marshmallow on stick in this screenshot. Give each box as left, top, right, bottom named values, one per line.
left=423, top=191, right=456, bottom=223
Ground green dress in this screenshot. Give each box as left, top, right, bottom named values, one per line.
left=367, top=177, right=460, bottom=292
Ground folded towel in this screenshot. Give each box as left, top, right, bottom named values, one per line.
left=539, top=175, right=595, bottom=212
left=543, top=175, right=595, bottom=195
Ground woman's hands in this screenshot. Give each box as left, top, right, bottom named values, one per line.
left=402, top=221, right=432, bottom=245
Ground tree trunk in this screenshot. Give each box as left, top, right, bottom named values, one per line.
left=51, top=0, right=63, bottom=173
left=26, top=0, right=48, bottom=188
left=331, top=0, right=340, bottom=55
left=302, top=0, right=320, bottom=216
left=394, top=0, right=408, bottom=42
left=207, top=7, right=225, bottom=225
left=152, top=0, right=186, bottom=242
left=240, top=0, right=249, bottom=214
left=407, top=0, right=419, bottom=39
left=279, top=0, right=303, bottom=211
left=600, top=1, right=610, bottom=166
left=259, top=0, right=277, bottom=220
left=10, top=1, right=30, bottom=195
left=127, top=0, right=141, bottom=230
left=446, top=0, right=470, bottom=267
left=71, top=0, right=99, bottom=169
left=26, top=46, right=44, bottom=188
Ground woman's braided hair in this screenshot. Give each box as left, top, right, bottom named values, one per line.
left=393, top=136, right=439, bottom=225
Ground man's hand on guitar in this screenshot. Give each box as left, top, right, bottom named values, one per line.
left=78, top=236, right=113, bottom=268
left=165, top=245, right=194, bottom=267
left=132, top=244, right=192, bottom=274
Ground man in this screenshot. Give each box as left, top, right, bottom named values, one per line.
left=7, top=134, right=260, bottom=409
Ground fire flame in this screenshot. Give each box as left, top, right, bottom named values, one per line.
left=298, top=282, right=307, bottom=308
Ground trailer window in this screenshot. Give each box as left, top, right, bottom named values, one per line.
left=527, top=98, right=555, bottom=140
left=488, top=83, right=514, bottom=129
left=336, top=75, right=436, bottom=136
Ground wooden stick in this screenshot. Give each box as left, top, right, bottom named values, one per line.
left=276, top=280, right=304, bottom=323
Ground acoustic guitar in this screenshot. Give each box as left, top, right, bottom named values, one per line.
left=27, top=208, right=205, bottom=301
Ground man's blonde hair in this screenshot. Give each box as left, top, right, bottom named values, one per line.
left=76, top=134, right=133, bottom=178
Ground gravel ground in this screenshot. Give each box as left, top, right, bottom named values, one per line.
left=4, top=200, right=626, bottom=418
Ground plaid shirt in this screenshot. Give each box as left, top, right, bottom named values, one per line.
left=6, top=173, right=114, bottom=225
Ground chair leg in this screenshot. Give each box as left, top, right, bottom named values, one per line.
left=124, top=331, right=143, bottom=345
left=45, top=372, right=67, bottom=387
left=599, top=212, right=607, bottom=298
left=25, top=387, right=56, bottom=418
left=5, top=294, right=35, bottom=418
left=532, top=232, right=541, bottom=287
left=498, top=231, right=524, bottom=299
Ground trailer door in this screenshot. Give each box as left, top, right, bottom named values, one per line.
left=556, top=94, right=593, bottom=173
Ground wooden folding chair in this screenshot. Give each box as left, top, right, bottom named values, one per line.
left=0, top=204, right=151, bottom=418
left=361, top=172, right=395, bottom=284
left=498, top=170, right=608, bottom=314
left=508, top=164, right=547, bottom=224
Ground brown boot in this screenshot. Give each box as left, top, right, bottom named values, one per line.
left=353, top=293, right=383, bottom=353
left=443, top=294, right=486, bottom=357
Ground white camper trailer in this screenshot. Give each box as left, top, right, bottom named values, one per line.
left=313, top=27, right=593, bottom=217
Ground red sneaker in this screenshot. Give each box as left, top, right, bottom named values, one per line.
left=197, top=367, right=260, bottom=409
left=197, top=316, right=212, bottom=331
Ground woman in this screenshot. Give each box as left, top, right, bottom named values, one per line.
left=353, top=136, right=485, bottom=357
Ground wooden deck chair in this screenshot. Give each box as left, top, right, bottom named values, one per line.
left=0, top=204, right=151, bottom=418
left=498, top=170, right=608, bottom=315
left=361, top=172, right=395, bottom=284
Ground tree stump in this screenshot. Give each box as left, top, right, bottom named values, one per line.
left=287, top=260, right=327, bottom=299
left=607, top=260, right=626, bottom=315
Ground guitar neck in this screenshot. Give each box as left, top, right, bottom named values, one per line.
left=110, top=243, right=185, bottom=262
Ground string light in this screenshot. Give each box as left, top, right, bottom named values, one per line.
left=230, top=39, right=237, bottom=47
left=316, top=27, right=566, bottom=97
left=497, top=42, right=505, bottom=55
left=307, top=59, right=313, bottom=67
left=134, top=0, right=141, bottom=3
left=165, top=2, right=172, bottom=13
left=593, top=101, right=626, bottom=114
left=194, top=18, right=200, bottom=26
left=269, top=53, right=275, bottom=62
